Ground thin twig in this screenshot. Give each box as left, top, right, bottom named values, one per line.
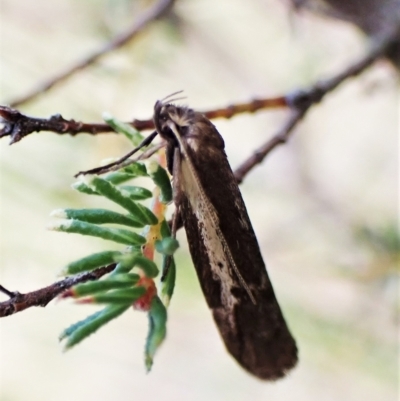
left=203, top=96, right=287, bottom=119
left=234, top=109, right=305, bottom=184
left=0, top=96, right=289, bottom=144
left=8, top=0, right=176, bottom=108
left=0, top=31, right=393, bottom=144
left=0, top=106, right=115, bottom=144
left=0, top=284, right=17, bottom=298
left=234, top=34, right=396, bottom=183
left=0, top=264, right=116, bottom=317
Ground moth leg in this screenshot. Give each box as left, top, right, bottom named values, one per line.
left=171, top=146, right=183, bottom=237
left=161, top=146, right=182, bottom=281
left=76, top=130, right=158, bottom=176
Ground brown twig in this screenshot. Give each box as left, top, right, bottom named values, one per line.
left=203, top=96, right=288, bottom=119
left=234, top=109, right=306, bottom=184
left=0, top=264, right=116, bottom=317
left=0, top=284, right=16, bottom=298
left=0, top=30, right=396, bottom=318
left=0, top=30, right=393, bottom=145
left=8, top=0, right=176, bottom=108
left=0, top=96, right=289, bottom=144
left=0, top=106, right=114, bottom=144
left=234, top=34, right=396, bottom=182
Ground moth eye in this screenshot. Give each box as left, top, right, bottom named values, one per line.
left=217, top=262, right=224, bottom=269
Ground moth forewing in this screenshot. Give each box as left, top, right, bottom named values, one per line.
left=154, top=101, right=298, bottom=380
left=166, top=121, right=255, bottom=304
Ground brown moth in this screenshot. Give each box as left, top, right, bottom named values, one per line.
left=153, top=98, right=298, bottom=380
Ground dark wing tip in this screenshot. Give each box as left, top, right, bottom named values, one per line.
left=249, top=340, right=298, bottom=381
left=218, top=310, right=299, bottom=381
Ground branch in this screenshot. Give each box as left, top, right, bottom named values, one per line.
left=0, top=107, right=114, bottom=144
left=0, top=96, right=288, bottom=144
left=0, top=264, right=116, bottom=317
left=1, top=27, right=395, bottom=145
left=234, top=109, right=305, bottom=183
left=8, top=0, right=176, bottom=108
left=234, top=32, right=397, bottom=182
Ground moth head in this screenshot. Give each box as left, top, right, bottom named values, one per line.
left=153, top=100, right=195, bottom=140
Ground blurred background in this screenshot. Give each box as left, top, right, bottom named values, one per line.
left=0, top=0, right=398, bottom=400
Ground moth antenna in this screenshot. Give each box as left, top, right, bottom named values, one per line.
left=161, top=90, right=184, bottom=103
left=75, top=131, right=158, bottom=177
left=165, top=96, right=187, bottom=105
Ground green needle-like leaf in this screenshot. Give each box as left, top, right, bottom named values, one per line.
left=148, top=162, right=172, bottom=204
left=59, top=309, right=103, bottom=341
left=119, top=185, right=152, bottom=200
left=159, top=219, right=171, bottom=239
left=116, top=252, right=159, bottom=278
left=103, top=113, right=145, bottom=145
left=90, top=176, right=156, bottom=226
left=50, top=220, right=146, bottom=246
left=91, top=287, right=146, bottom=303
left=158, top=220, right=176, bottom=306
left=104, top=172, right=136, bottom=185
left=145, top=296, right=167, bottom=372
left=72, top=181, right=99, bottom=195
left=136, top=203, right=158, bottom=225
left=72, top=275, right=140, bottom=296
left=62, top=251, right=122, bottom=275
left=122, top=163, right=147, bottom=177
left=52, top=208, right=144, bottom=228
left=62, top=304, right=131, bottom=349
left=161, top=257, right=176, bottom=307
left=155, top=237, right=179, bottom=256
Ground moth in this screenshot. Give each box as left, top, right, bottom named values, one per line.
left=82, top=94, right=298, bottom=380
left=153, top=98, right=298, bottom=380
